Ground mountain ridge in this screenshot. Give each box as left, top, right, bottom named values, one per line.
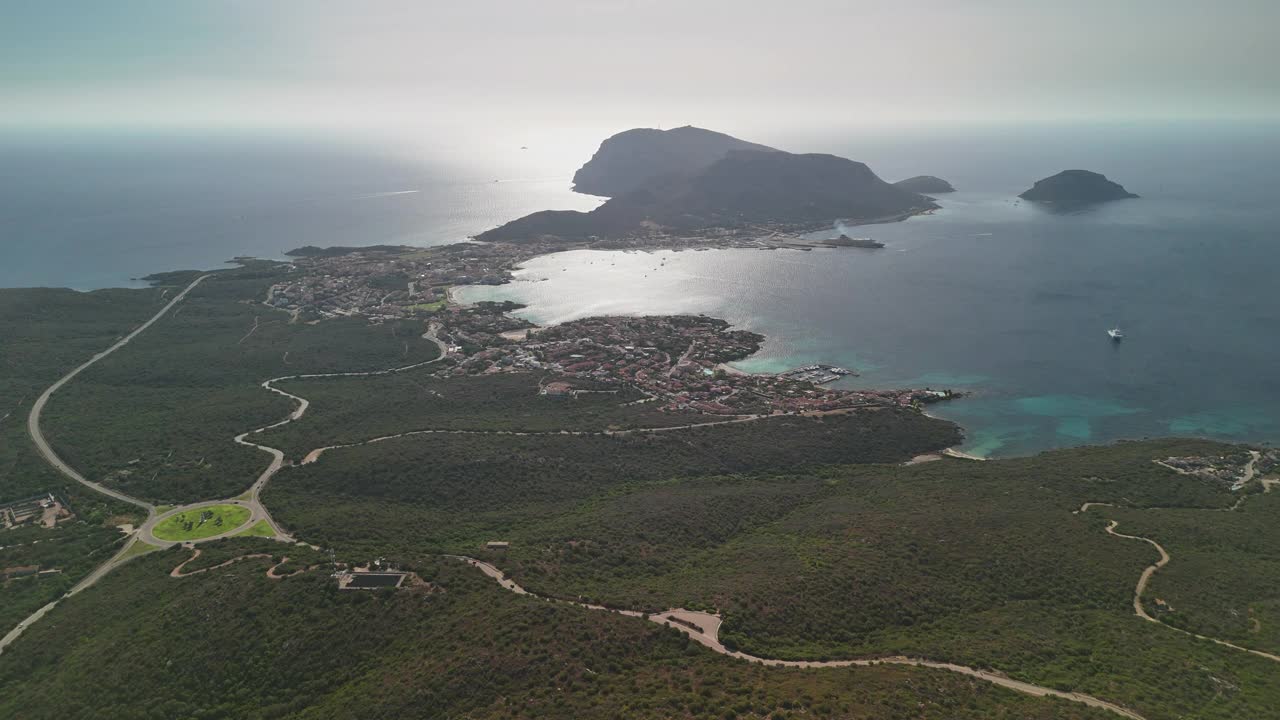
left=571, top=125, right=776, bottom=197
left=480, top=141, right=935, bottom=242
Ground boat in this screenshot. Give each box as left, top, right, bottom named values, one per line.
left=1107, top=328, right=1124, bottom=341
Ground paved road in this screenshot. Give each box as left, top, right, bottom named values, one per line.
left=13, top=281, right=1272, bottom=716
left=138, top=499, right=278, bottom=548
left=27, top=276, right=211, bottom=514
left=3, top=276, right=209, bottom=655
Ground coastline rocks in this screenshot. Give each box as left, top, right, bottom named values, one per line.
left=1018, top=170, right=1138, bottom=206
left=572, top=126, right=775, bottom=198
left=894, top=175, right=955, bottom=194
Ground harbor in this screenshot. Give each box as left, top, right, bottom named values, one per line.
left=779, top=364, right=855, bottom=384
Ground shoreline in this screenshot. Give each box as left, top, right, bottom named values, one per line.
left=444, top=285, right=472, bottom=308
left=39, top=201, right=1274, bottom=461
left=942, top=447, right=988, bottom=461
left=715, top=362, right=752, bottom=377
left=921, top=406, right=988, bottom=461
left=469, top=205, right=940, bottom=255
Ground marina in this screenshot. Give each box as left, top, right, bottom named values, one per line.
left=779, top=364, right=855, bottom=384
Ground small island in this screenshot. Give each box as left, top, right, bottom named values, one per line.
left=894, top=175, right=955, bottom=194
left=1018, top=169, right=1138, bottom=206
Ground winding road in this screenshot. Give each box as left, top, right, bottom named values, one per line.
left=448, top=556, right=1148, bottom=719
left=147, top=332, right=1154, bottom=717
left=7, top=274, right=317, bottom=651
left=8, top=272, right=1274, bottom=720
left=299, top=411, right=777, bottom=465
left=26, top=277, right=214, bottom=515
left=1083, top=488, right=1280, bottom=664
left=5, top=276, right=210, bottom=654
left=142, top=325, right=454, bottom=547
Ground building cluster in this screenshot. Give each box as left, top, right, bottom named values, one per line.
left=333, top=557, right=421, bottom=590
left=260, top=242, right=957, bottom=418
left=581, top=222, right=864, bottom=252
left=435, top=301, right=536, bottom=353
left=430, top=310, right=953, bottom=416
left=1158, top=452, right=1276, bottom=490
left=262, top=226, right=878, bottom=325
left=0, top=492, right=70, bottom=530
left=1258, top=450, right=1280, bottom=477
left=780, top=365, right=855, bottom=384
left=2, top=564, right=61, bottom=581
left=264, top=242, right=559, bottom=322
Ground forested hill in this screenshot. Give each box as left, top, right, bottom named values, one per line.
left=1019, top=170, right=1138, bottom=206
left=571, top=125, right=775, bottom=197
left=478, top=150, right=935, bottom=242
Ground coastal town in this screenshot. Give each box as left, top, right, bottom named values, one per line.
left=264, top=224, right=896, bottom=323
left=262, top=241, right=542, bottom=322
left=261, top=243, right=957, bottom=417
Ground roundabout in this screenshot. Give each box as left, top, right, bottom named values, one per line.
left=150, top=503, right=252, bottom=542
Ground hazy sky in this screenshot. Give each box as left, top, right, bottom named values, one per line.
left=4, top=0, right=1278, bottom=132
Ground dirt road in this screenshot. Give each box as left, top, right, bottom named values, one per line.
left=1084, top=504, right=1280, bottom=664
left=450, top=556, right=1147, bottom=720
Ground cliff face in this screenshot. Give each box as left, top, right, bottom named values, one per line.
left=571, top=126, right=775, bottom=197
left=478, top=149, right=936, bottom=242
left=1019, top=170, right=1138, bottom=205
left=894, top=175, right=955, bottom=194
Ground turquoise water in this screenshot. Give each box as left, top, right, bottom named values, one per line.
left=5, top=123, right=1278, bottom=457
left=457, top=123, right=1280, bottom=456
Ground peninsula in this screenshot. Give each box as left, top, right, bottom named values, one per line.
left=1019, top=169, right=1138, bottom=206
left=6, top=217, right=1279, bottom=720
left=478, top=140, right=936, bottom=244
left=894, top=175, right=956, bottom=194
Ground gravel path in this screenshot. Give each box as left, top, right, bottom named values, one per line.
left=1083, top=497, right=1280, bottom=664
left=11, top=275, right=1272, bottom=720
left=448, top=556, right=1147, bottom=719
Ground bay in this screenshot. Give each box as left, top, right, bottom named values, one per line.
left=4, top=122, right=1277, bottom=456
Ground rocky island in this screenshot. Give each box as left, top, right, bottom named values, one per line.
left=478, top=131, right=936, bottom=244
left=572, top=125, right=775, bottom=197
left=1019, top=169, right=1138, bottom=206
left=894, top=175, right=956, bottom=194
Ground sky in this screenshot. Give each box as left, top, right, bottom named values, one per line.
left=3, top=0, right=1278, bottom=134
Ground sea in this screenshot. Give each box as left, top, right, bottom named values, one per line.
left=2, top=122, right=1277, bottom=457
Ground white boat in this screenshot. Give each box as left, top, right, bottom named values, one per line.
left=1107, top=328, right=1124, bottom=341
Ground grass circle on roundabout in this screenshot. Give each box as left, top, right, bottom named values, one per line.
left=152, top=504, right=252, bottom=541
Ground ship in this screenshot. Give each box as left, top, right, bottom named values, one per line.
left=1107, top=328, right=1124, bottom=341
left=825, top=234, right=885, bottom=249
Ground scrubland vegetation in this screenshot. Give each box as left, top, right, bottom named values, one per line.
left=0, top=547, right=1119, bottom=720
left=38, top=264, right=439, bottom=503
left=3, top=261, right=1278, bottom=720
